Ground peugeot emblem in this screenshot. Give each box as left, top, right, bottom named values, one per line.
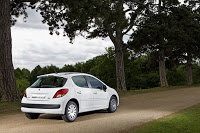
left=38, top=89, right=40, bottom=91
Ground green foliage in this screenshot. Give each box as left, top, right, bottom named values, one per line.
left=16, top=78, right=30, bottom=97
left=125, top=55, right=160, bottom=89
left=167, top=65, right=187, bottom=86
left=14, top=68, right=31, bottom=96
left=192, top=64, right=200, bottom=84
left=60, top=65, right=75, bottom=72
left=168, top=5, right=200, bottom=62
left=134, top=103, right=200, bottom=133
left=29, top=65, right=42, bottom=84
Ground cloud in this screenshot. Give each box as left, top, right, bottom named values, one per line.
left=14, top=8, right=48, bottom=30
left=11, top=26, right=113, bottom=70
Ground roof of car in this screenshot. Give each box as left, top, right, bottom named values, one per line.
left=37, top=72, right=86, bottom=78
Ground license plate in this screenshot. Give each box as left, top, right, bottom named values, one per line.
left=32, top=94, right=46, bottom=99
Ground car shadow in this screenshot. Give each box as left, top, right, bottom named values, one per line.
left=39, top=109, right=110, bottom=122
left=39, top=114, right=63, bottom=120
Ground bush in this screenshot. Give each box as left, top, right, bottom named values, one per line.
left=16, top=78, right=30, bottom=97
left=167, top=65, right=187, bottom=86
left=192, top=64, right=200, bottom=84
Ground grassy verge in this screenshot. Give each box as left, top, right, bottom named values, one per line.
left=119, top=84, right=200, bottom=97
left=0, top=101, right=21, bottom=116
left=133, top=103, right=200, bottom=133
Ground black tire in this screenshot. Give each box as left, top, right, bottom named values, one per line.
left=107, top=96, right=117, bottom=113
left=62, top=101, right=78, bottom=122
left=25, top=113, right=40, bottom=119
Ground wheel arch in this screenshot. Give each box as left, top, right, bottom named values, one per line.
left=110, top=94, right=118, bottom=105
left=66, top=98, right=79, bottom=112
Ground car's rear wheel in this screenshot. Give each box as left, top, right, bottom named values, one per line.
left=107, top=96, right=117, bottom=113
left=62, top=101, right=78, bottom=122
left=25, top=113, right=40, bottom=119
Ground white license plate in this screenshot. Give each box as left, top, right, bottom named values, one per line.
left=32, top=94, right=46, bottom=99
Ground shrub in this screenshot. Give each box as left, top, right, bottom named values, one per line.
left=167, top=65, right=187, bottom=86
left=16, top=78, right=30, bottom=97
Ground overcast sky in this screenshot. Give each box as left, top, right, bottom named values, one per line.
left=11, top=8, right=113, bottom=71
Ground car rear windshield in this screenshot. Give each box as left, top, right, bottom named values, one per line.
left=30, top=76, right=67, bottom=88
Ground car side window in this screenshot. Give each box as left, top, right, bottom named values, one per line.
left=86, top=76, right=104, bottom=89
left=72, top=76, right=89, bottom=88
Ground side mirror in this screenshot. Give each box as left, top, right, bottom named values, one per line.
left=103, top=85, right=107, bottom=91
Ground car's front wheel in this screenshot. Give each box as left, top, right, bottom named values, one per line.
left=107, top=96, right=117, bottom=113
left=25, top=113, right=40, bottom=119
left=62, top=101, right=78, bottom=122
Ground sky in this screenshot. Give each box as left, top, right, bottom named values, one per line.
left=11, top=8, right=113, bottom=71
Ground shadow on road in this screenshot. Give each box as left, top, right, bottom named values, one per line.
left=39, top=110, right=109, bottom=122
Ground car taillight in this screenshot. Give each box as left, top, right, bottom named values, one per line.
left=24, top=90, right=27, bottom=98
left=53, top=89, right=69, bottom=98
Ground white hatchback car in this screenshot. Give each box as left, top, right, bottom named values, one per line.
left=21, top=72, right=119, bottom=122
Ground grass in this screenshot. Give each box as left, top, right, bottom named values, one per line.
left=119, top=84, right=200, bottom=97
left=133, top=103, right=200, bottom=133
left=0, top=101, right=21, bottom=116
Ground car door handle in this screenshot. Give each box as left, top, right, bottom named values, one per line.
left=77, top=91, right=81, bottom=94
left=93, top=92, right=97, bottom=94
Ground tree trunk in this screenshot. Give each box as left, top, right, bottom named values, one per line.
left=0, top=0, right=20, bottom=101
left=186, top=54, right=193, bottom=85
left=159, top=49, right=168, bottom=87
left=114, top=41, right=127, bottom=91
left=104, top=0, right=126, bottom=91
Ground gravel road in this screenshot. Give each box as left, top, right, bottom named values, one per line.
left=1, top=86, right=200, bottom=133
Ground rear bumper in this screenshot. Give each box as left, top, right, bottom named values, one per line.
left=21, top=107, right=64, bottom=114
left=21, top=103, right=63, bottom=114
left=21, top=103, right=60, bottom=109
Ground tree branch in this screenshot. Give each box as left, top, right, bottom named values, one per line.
left=127, top=0, right=150, bottom=13
left=122, top=20, right=135, bottom=35
left=122, top=9, right=139, bottom=35
left=124, top=8, right=132, bottom=13
left=15, top=0, right=39, bottom=2
left=104, top=23, right=115, bottom=44
left=123, top=0, right=151, bottom=35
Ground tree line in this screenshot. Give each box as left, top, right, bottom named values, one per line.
left=0, top=0, right=200, bottom=101
left=12, top=47, right=200, bottom=99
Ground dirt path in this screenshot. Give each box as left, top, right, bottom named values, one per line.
left=1, top=87, right=200, bottom=133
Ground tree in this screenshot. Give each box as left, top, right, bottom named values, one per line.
left=128, top=0, right=180, bottom=87
left=14, top=68, right=23, bottom=79
left=60, top=64, right=75, bottom=72
left=34, top=0, right=150, bottom=91
left=0, top=0, right=21, bottom=101
left=128, top=13, right=171, bottom=87
left=29, top=65, right=42, bottom=84
left=21, top=68, right=31, bottom=79
left=168, top=5, right=200, bottom=85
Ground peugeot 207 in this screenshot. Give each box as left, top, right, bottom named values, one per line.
left=21, top=72, right=119, bottom=122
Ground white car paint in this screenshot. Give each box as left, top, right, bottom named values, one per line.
left=21, top=72, right=119, bottom=115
